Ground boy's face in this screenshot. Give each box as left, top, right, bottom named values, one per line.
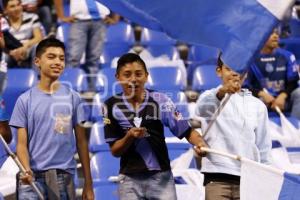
left=116, top=61, right=148, bottom=97
left=4, top=0, right=22, bottom=19
left=264, top=30, right=279, bottom=50
left=216, top=64, right=241, bottom=85
left=34, top=47, right=65, bottom=80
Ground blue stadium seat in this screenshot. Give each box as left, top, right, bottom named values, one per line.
left=59, top=68, right=88, bottom=92
left=187, top=45, right=219, bottom=81
left=166, top=143, right=196, bottom=168
left=146, top=67, right=187, bottom=91
left=192, top=65, right=221, bottom=92
left=56, top=23, right=71, bottom=46
left=280, top=37, right=300, bottom=62
left=94, top=182, right=119, bottom=200
left=140, top=28, right=176, bottom=46
left=146, top=45, right=180, bottom=60
left=96, top=68, right=123, bottom=94
left=100, top=44, right=131, bottom=68
left=89, top=122, right=106, bottom=153
left=289, top=18, right=300, bottom=37
left=91, top=93, right=104, bottom=122
left=188, top=44, right=219, bottom=65
left=2, top=69, right=38, bottom=117
left=90, top=147, right=120, bottom=184
left=105, top=22, right=135, bottom=46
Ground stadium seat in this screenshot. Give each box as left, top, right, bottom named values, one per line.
left=145, top=45, right=180, bottom=60
left=289, top=18, right=300, bottom=37
left=94, top=182, right=119, bottom=200
left=187, top=45, right=219, bottom=81
left=91, top=93, right=104, bottom=122
left=280, top=37, right=300, bottom=62
left=96, top=68, right=123, bottom=95
left=2, top=69, right=38, bottom=117
left=89, top=122, right=106, bottom=153
left=146, top=66, right=187, bottom=91
left=167, top=143, right=196, bottom=168
left=59, top=68, right=88, bottom=92
left=105, top=22, right=135, bottom=46
left=191, top=65, right=221, bottom=92
left=140, top=28, right=176, bottom=46
left=99, top=44, right=131, bottom=68
left=90, top=147, right=120, bottom=184
left=188, top=44, right=219, bottom=65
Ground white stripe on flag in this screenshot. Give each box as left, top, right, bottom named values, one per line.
left=257, top=0, right=295, bottom=20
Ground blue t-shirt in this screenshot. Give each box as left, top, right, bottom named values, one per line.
left=9, top=85, right=87, bottom=174
left=247, top=48, right=299, bottom=96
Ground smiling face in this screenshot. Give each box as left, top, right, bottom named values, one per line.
left=264, top=30, right=279, bottom=50
left=34, top=47, right=65, bottom=80
left=116, top=61, right=148, bottom=98
left=216, top=64, right=241, bottom=85
left=4, top=0, right=22, bottom=20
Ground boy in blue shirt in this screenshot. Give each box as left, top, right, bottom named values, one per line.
left=247, top=30, right=300, bottom=119
left=9, top=38, right=94, bottom=199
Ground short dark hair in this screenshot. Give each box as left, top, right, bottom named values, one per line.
left=116, top=53, right=147, bottom=74
left=217, top=51, right=224, bottom=69
left=35, top=38, right=65, bottom=58
left=2, top=0, right=20, bottom=9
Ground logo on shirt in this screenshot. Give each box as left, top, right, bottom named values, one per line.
left=54, top=113, right=71, bottom=134
left=265, top=63, right=274, bottom=73
left=103, top=117, right=111, bottom=125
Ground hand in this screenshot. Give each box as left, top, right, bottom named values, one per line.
left=23, top=4, right=38, bottom=12
left=103, top=16, right=119, bottom=25
left=127, top=127, right=147, bottom=138
left=20, top=170, right=34, bottom=185
left=82, top=182, right=94, bottom=200
left=217, top=76, right=241, bottom=99
left=193, top=140, right=208, bottom=157
left=258, top=90, right=275, bottom=106
left=60, top=16, right=76, bottom=23
left=271, top=93, right=287, bottom=111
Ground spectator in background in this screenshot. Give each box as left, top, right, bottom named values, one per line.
left=246, top=30, right=300, bottom=119
left=194, top=56, right=271, bottom=200
left=2, top=0, right=43, bottom=68
left=54, top=0, right=119, bottom=91
left=21, top=0, right=54, bottom=35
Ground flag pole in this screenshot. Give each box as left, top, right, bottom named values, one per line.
left=200, top=147, right=284, bottom=175
left=0, top=135, right=44, bottom=200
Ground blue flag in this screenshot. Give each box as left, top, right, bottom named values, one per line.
left=97, top=0, right=294, bottom=72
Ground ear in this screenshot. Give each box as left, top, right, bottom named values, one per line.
left=216, top=67, right=222, bottom=77
left=34, top=57, right=40, bottom=69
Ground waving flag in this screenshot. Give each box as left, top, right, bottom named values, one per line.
left=241, top=158, right=300, bottom=200
left=97, top=0, right=294, bottom=71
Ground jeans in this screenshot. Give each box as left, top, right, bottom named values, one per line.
left=119, top=170, right=177, bottom=200
left=67, top=19, right=106, bottom=90
left=17, top=171, right=75, bottom=200
left=290, top=87, right=300, bottom=120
